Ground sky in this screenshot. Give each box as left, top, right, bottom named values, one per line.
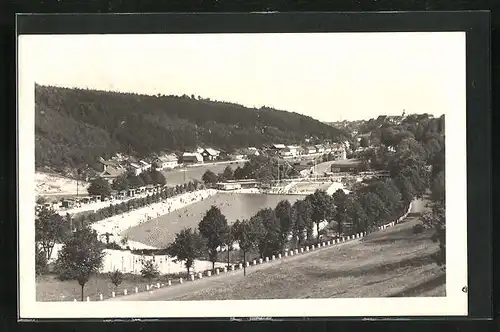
left=19, top=32, right=465, bottom=122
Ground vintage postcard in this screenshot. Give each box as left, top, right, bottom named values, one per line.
left=18, top=30, right=468, bottom=318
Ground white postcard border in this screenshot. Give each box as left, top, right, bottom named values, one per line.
left=18, top=32, right=468, bottom=318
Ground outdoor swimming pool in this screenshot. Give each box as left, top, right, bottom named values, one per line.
left=122, top=192, right=305, bottom=248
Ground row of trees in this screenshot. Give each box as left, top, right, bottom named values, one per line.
left=202, top=155, right=302, bottom=186
left=87, top=169, right=167, bottom=198
left=35, top=179, right=205, bottom=268
left=165, top=174, right=412, bottom=277
left=165, top=114, right=447, bottom=274
left=357, top=114, right=446, bottom=267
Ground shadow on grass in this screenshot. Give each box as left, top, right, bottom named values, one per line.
left=386, top=273, right=446, bottom=297
left=305, top=252, right=438, bottom=280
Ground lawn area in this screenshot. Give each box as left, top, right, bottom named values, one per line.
left=165, top=215, right=445, bottom=300
left=36, top=272, right=185, bottom=302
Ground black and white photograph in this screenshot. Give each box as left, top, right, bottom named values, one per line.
left=18, top=26, right=468, bottom=318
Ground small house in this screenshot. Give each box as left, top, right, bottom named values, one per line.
left=139, top=160, right=151, bottom=172
left=129, top=162, right=142, bottom=176
left=246, top=147, right=260, bottom=157
left=153, top=154, right=178, bottom=170
left=182, top=152, right=204, bottom=164
left=315, top=144, right=325, bottom=154
left=216, top=182, right=242, bottom=191
left=201, top=148, right=220, bottom=161
left=306, top=146, right=317, bottom=154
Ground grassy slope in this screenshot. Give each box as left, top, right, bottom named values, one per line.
left=37, top=201, right=445, bottom=301
left=164, top=216, right=445, bottom=300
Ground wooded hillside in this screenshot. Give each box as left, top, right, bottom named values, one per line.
left=35, top=85, right=349, bottom=172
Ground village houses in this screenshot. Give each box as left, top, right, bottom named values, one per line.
left=201, top=148, right=220, bottom=161
left=153, top=153, right=179, bottom=170
left=182, top=152, right=204, bottom=164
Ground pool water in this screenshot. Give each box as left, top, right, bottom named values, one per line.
left=123, top=192, right=305, bottom=248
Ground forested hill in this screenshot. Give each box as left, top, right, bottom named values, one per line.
left=35, top=84, right=349, bottom=171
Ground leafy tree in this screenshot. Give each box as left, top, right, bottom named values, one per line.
left=112, top=176, right=130, bottom=191
left=431, top=170, right=445, bottom=203
left=233, top=166, right=245, bottom=180
left=35, top=245, right=48, bottom=276
left=368, top=180, right=403, bottom=218
left=140, top=171, right=154, bottom=185
left=232, top=219, right=259, bottom=276
left=358, top=192, right=389, bottom=229
left=223, top=223, right=235, bottom=269
left=127, top=174, right=145, bottom=188
left=36, top=196, right=47, bottom=205
left=274, top=200, right=293, bottom=250
left=166, top=228, right=205, bottom=275
left=359, top=136, right=370, bottom=147
left=306, top=190, right=336, bottom=239
left=332, top=189, right=349, bottom=235
left=345, top=196, right=369, bottom=234
left=202, top=170, right=218, bottom=185
left=252, top=208, right=282, bottom=258
left=150, top=169, right=167, bottom=186
left=55, top=226, right=105, bottom=301
left=198, top=206, right=229, bottom=271
left=109, top=269, right=124, bottom=288
left=140, top=259, right=160, bottom=282
left=87, top=177, right=112, bottom=198
left=220, top=166, right=234, bottom=181
left=421, top=201, right=445, bottom=267
left=291, top=199, right=313, bottom=247
left=35, top=206, right=69, bottom=261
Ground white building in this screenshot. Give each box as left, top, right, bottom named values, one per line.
left=201, top=148, right=220, bottom=161
left=315, top=144, right=325, bottom=154
left=246, top=147, right=260, bottom=157
left=153, top=154, right=178, bottom=170
left=129, top=162, right=142, bottom=176
left=182, top=152, right=204, bottom=164
left=139, top=160, right=151, bottom=172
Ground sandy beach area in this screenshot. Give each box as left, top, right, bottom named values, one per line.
left=90, top=189, right=218, bottom=249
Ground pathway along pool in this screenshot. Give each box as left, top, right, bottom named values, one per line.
left=122, top=193, right=305, bottom=248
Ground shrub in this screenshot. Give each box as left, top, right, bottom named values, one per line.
left=140, top=259, right=160, bottom=282
left=109, top=269, right=124, bottom=288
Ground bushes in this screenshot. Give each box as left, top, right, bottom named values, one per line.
left=140, top=260, right=160, bottom=282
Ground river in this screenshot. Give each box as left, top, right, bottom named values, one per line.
left=122, top=192, right=305, bottom=248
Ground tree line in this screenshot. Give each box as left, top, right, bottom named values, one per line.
left=202, top=155, right=303, bottom=187
left=87, top=169, right=167, bottom=198
left=36, top=178, right=205, bottom=261
left=35, top=84, right=349, bottom=173
left=166, top=114, right=446, bottom=274
left=35, top=113, right=445, bottom=300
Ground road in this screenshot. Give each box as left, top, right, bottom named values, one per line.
left=108, top=199, right=425, bottom=301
